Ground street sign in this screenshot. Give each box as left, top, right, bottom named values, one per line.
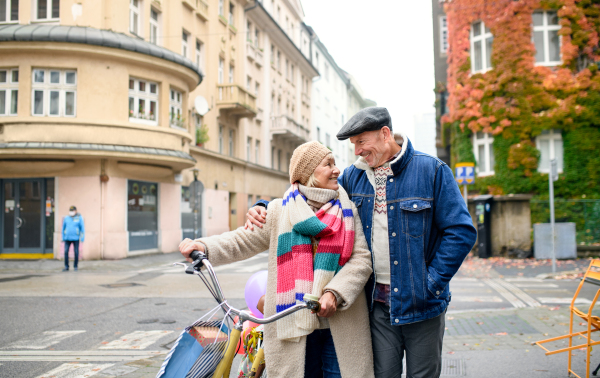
left=550, top=159, right=558, bottom=182
left=455, top=162, right=475, bottom=185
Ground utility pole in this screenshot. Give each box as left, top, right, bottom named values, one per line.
left=549, top=159, right=558, bottom=273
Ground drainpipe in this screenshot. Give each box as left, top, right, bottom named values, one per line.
left=100, top=159, right=108, bottom=260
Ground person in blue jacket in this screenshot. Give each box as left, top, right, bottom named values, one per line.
left=246, top=107, right=477, bottom=378
left=62, top=205, right=85, bottom=271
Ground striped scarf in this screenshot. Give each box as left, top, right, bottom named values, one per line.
left=275, top=183, right=355, bottom=341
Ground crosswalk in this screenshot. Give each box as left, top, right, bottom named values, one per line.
left=451, top=277, right=584, bottom=309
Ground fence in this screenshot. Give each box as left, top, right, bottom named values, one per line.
left=530, top=199, right=600, bottom=245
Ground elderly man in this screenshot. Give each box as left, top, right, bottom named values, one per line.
left=247, top=107, right=477, bottom=378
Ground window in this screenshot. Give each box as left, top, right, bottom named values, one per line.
left=533, top=11, right=561, bottom=66
left=324, top=63, right=329, bottom=81
left=277, top=51, right=281, bottom=71
left=229, top=129, right=234, bottom=157
left=270, top=44, right=275, bottom=65
left=277, top=6, right=280, bottom=23
left=285, top=59, right=289, bottom=80
left=169, top=89, right=184, bottom=129
left=290, top=64, right=294, bottom=82
left=246, top=75, right=251, bottom=91
left=0, top=68, right=18, bottom=116
left=247, top=136, right=252, bottom=161
left=271, top=146, right=275, bottom=169
left=182, top=31, right=189, bottom=58
left=0, top=0, right=19, bottom=23
left=229, top=2, right=234, bottom=25
left=316, top=126, right=321, bottom=142
left=536, top=129, right=564, bottom=173
left=218, top=0, right=223, bottom=16
left=219, top=125, right=223, bottom=153
left=149, top=8, right=159, bottom=45
left=255, top=82, right=259, bottom=100
left=247, top=21, right=252, bottom=40
left=196, top=40, right=204, bottom=70
left=277, top=149, right=281, bottom=170
left=129, top=0, right=140, bottom=34
left=473, top=132, right=495, bottom=176
left=315, top=52, right=319, bottom=69
left=325, top=133, right=331, bottom=148
left=440, top=16, right=448, bottom=54
left=36, top=0, right=59, bottom=20
left=128, top=77, right=158, bottom=124
left=254, top=28, right=260, bottom=48
left=32, top=69, right=76, bottom=117
left=470, top=21, right=493, bottom=73
left=255, top=140, right=260, bottom=164
left=229, top=65, right=234, bottom=84
left=218, top=58, right=224, bottom=84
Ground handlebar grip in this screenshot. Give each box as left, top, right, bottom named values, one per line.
left=190, top=250, right=204, bottom=261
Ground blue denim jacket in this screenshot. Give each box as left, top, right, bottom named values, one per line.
left=339, top=136, right=477, bottom=325
left=255, top=137, right=476, bottom=325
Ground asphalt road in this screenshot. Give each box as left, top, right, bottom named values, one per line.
left=0, top=253, right=598, bottom=377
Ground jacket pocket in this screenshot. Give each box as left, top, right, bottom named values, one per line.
left=399, top=200, right=431, bottom=238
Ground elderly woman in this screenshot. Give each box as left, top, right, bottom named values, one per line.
left=179, top=141, right=374, bottom=378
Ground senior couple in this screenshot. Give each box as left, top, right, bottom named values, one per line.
left=179, top=107, right=477, bottom=378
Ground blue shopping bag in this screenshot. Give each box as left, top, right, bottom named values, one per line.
left=157, top=317, right=230, bottom=378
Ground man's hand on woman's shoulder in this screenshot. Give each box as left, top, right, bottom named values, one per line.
left=244, top=205, right=267, bottom=230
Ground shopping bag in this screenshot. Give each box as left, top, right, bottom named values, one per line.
left=157, top=308, right=231, bottom=378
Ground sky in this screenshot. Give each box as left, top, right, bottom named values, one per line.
left=301, top=0, right=436, bottom=142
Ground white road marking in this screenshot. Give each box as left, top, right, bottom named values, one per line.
left=494, top=279, right=541, bottom=307
left=451, top=296, right=503, bottom=303
left=3, top=331, right=85, bottom=350
left=483, top=279, right=526, bottom=308
left=0, top=350, right=165, bottom=362
left=538, top=297, right=593, bottom=304
left=34, top=363, right=113, bottom=378
left=452, top=278, right=479, bottom=282
left=213, top=252, right=269, bottom=272
left=514, top=283, right=559, bottom=288
left=99, top=330, right=173, bottom=350
left=450, top=283, right=486, bottom=287
left=505, top=278, right=545, bottom=282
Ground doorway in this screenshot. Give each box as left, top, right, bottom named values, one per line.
left=1, top=178, right=54, bottom=255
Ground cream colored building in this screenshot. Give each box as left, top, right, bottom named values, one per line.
left=0, top=0, right=316, bottom=260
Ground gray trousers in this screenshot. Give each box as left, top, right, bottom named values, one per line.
left=370, top=301, right=445, bottom=378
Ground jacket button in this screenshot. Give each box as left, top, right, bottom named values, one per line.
left=413, top=204, right=418, bottom=209
left=395, top=319, right=399, bottom=323
left=366, top=225, right=369, bottom=228
left=394, top=288, right=398, bottom=292
left=390, top=178, right=394, bottom=182
left=436, top=291, right=440, bottom=295
left=392, top=232, right=396, bottom=237
left=394, top=261, right=398, bottom=265
left=390, top=205, right=394, bottom=210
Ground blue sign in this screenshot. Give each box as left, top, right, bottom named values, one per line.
left=455, top=163, right=475, bottom=185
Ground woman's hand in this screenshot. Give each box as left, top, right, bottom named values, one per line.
left=244, top=206, right=267, bottom=230
left=178, top=238, right=206, bottom=262
left=317, top=292, right=337, bottom=318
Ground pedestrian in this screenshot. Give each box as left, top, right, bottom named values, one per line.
left=180, top=141, right=374, bottom=378
left=246, top=107, right=477, bottom=378
left=62, top=205, right=85, bottom=272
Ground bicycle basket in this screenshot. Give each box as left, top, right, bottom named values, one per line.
left=157, top=317, right=230, bottom=378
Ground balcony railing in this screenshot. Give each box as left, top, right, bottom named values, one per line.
left=195, top=0, right=209, bottom=20
left=246, top=41, right=264, bottom=67
left=270, top=115, right=310, bottom=144
left=216, top=84, right=257, bottom=117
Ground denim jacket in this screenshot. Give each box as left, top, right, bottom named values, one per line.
left=339, top=135, right=476, bottom=325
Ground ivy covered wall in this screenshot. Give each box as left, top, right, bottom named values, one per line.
left=443, top=0, right=600, bottom=199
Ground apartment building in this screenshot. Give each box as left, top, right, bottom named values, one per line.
left=0, top=0, right=316, bottom=260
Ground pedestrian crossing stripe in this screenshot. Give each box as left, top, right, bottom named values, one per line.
left=99, top=330, right=173, bottom=350
left=33, top=363, right=113, bottom=378
left=2, top=331, right=86, bottom=350
left=451, top=296, right=503, bottom=303
left=538, top=297, right=592, bottom=304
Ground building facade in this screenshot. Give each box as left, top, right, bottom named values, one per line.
left=0, top=0, right=317, bottom=260
left=431, top=0, right=450, bottom=164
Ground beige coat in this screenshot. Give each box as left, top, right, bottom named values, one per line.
left=198, top=199, right=374, bottom=378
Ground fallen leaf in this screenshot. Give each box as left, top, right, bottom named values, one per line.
left=495, top=332, right=508, bottom=336
left=448, top=351, right=455, bottom=354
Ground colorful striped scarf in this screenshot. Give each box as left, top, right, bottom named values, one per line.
left=275, top=183, right=355, bottom=340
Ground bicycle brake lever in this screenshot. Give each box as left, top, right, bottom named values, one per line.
left=185, top=259, right=203, bottom=274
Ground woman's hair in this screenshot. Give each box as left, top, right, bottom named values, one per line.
left=305, top=152, right=334, bottom=188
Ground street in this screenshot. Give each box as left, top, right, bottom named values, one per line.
left=0, top=254, right=599, bottom=377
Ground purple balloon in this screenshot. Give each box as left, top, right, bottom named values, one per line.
left=244, top=270, right=268, bottom=319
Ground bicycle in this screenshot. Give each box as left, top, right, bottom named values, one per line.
left=166, top=250, right=321, bottom=378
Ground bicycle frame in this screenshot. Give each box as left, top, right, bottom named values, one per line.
left=174, top=252, right=320, bottom=378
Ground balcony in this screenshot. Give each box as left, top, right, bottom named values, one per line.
left=246, top=41, right=264, bottom=67
left=216, top=84, right=257, bottom=118
left=195, top=0, right=209, bottom=21
left=270, top=115, right=310, bottom=145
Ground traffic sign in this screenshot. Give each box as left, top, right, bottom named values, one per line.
left=455, top=162, right=475, bottom=185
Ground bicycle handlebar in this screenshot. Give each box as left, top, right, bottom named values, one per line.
left=178, top=250, right=321, bottom=325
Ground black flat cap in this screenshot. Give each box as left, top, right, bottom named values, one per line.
left=336, top=107, right=392, bottom=140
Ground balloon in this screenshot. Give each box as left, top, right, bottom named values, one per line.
left=244, top=270, right=268, bottom=319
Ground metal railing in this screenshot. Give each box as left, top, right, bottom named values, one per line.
left=531, top=199, right=600, bottom=245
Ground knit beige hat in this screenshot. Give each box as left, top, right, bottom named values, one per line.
left=289, top=141, right=331, bottom=185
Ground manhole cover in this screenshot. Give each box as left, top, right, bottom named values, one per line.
left=137, top=319, right=159, bottom=324
left=100, top=282, right=145, bottom=289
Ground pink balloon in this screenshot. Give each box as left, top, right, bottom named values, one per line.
left=244, top=270, right=268, bottom=319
